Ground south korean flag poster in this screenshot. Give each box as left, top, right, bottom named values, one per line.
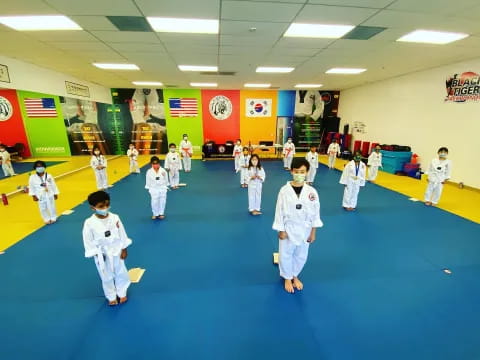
left=246, top=99, right=272, bottom=117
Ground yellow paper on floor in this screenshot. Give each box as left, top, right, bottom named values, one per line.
left=61, top=209, right=74, bottom=215
left=128, top=268, right=145, bottom=283
left=273, top=252, right=279, bottom=264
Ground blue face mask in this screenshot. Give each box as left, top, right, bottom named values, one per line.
left=36, top=167, right=46, bottom=173
left=95, top=207, right=110, bottom=216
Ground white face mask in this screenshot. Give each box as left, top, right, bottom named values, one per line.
left=439, top=153, right=447, bottom=158
left=183, top=137, right=188, bottom=141
left=293, top=173, right=306, bottom=183
left=170, top=148, right=176, bottom=153
left=287, top=139, right=292, bottom=143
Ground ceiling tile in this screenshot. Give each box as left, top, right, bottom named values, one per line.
left=91, top=30, right=160, bottom=43
left=0, top=0, right=59, bottom=15
left=136, top=0, right=220, bottom=17
left=221, top=1, right=303, bottom=22
left=109, top=42, right=165, bottom=52
left=26, top=30, right=99, bottom=42
left=295, top=4, right=379, bottom=24
left=70, top=16, right=119, bottom=31
left=308, top=0, right=393, bottom=7
left=44, top=0, right=142, bottom=16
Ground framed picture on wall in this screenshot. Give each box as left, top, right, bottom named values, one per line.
left=0, top=64, right=10, bottom=83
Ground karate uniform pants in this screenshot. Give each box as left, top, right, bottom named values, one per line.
left=234, top=156, right=240, bottom=171
left=307, top=167, right=317, bottom=183
left=94, top=255, right=130, bottom=302
left=368, top=166, right=379, bottom=181
left=149, top=189, right=167, bottom=216
left=248, top=182, right=262, bottom=211
left=342, top=183, right=360, bottom=208
left=182, top=156, right=191, bottom=171
left=425, top=181, right=443, bottom=204
left=284, top=156, right=293, bottom=169
left=37, top=195, right=57, bottom=223
left=240, top=168, right=249, bottom=185
left=2, top=163, right=15, bottom=177
left=129, top=159, right=139, bottom=173
left=279, top=238, right=309, bottom=280
left=94, top=169, right=108, bottom=189
left=169, top=169, right=180, bottom=187
left=328, top=154, right=337, bottom=168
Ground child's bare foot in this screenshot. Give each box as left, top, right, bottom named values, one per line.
left=293, top=277, right=303, bottom=291
left=108, top=299, right=118, bottom=306
left=284, top=279, right=295, bottom=293
left=158, top=215, right=165, bottom=220
left=425, top=201, right=432, bottom=206
left=119, top=296, right=128, bottom=304
left=151, top=215, right=157, bottom=220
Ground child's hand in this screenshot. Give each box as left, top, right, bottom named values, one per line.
left=278, top=231, right=287, bottom=240
left=307, top=234, right=316, bottom=243
left=120, top=248, right=128, bottom=259
left=33, top=195, right=39, bottom=202
left=54, top=195, right=58, bottom=200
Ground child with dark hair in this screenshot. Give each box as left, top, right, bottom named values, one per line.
left=164, top=143, right=182, bottom=189
left=82, top=191, right=132, bottom=306
left=90, top=146, right=108, bottom=190
left=238, top=147, right=251, bottom=188
left=28, top=160, right=59, bottom=224
left=233, top=139, right=243, bottom=172
left=273, top=157, right=323, bottom=293
left=145, top=156, right=169, bottom=219
left=247, top=154, right=266, bottom=215
left=0, top=144, right=16, bottom=177
left=340, top=150, right=366, bottom=211
left=424, top=147, right=452, bottom=206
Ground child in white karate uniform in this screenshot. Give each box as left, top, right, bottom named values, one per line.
left=305, top=145, right=319, bottom=185
left=28, top=160, right=59, bottom=224
left=127, top=143, right=140, bottom=174
left=145, top=156, right=169, bottom=219
left=273, top=158, right=323, bottom=293
left=164, top=143, right=182, bottom=189
left=247, top=154, right=266, bottom=215
left=90, top=146, right=109, bottom=190
left=424, top=147, right=452, bottom=206
left=233, top=139, right=243, bottom=172
left=282, top=137, right=295, bottom=170
left=340, top=151, right=366, bottom=211
left=180, top=134, right=193, bottom=172
left=82, top=191, right=131, bottom=306
left=0, top=144, right=16, bottom=177
left=238, top=147, right=251, bottom=188
left=327, top=138, right=341, bottom=169
left=367, top=145, right=383, bottom=182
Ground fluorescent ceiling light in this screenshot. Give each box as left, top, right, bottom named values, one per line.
left=0, top=15, right=82, bottom=31
left=256, top=67, right=294, bottom=73
left=326, top=68, right=366, bottom=74
left=132, top=81, right=163, bottom=86
left=397, top=30, right=469, bottom=44
left=93, top=63, right=139, bottom=70
left=284, top=23, right=354, bottom=38
left=190, top=82, right=217, bottom=87
left=244, top=83, right=271, bottom=88
left=178, top=65, right=218, bottom=72
left=295, top=84, right=323, bottom=88
left=147, top=17, right=218, bottom=34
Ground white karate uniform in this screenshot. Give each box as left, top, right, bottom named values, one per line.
left=327, top=143, right=341, bottom=169
left=180, top=139, right=193, bottom=171
left=127, top=148, right=140, bottom=173
left=283, top=142, right=295, bottom=169
left=164, top=151, right=183, bottom=187
left=145, top=167, right=169, bottom=216
left=247, top=166, right=266, bottom=211
left=90, top=155, right=108, bottom=190
left=28, top=172, right=59, bottom=223
left=340, top=160, right=366, bottom=209
left=424, top=158, right=452, bottom=204
left=305, top=151, right=319, bottom=183
left=273, top=182, right=323, bottom=280
left=0, top=150, right=16, bottom=177
left=238, top=154, right=251, bottom=185
left=82, top=212, right=132, bottom=302
left=367, top=152, right=382, bottom=181
left=233, top=144, right=243, bottom=171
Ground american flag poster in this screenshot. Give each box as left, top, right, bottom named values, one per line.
left=168, top=98, right=198, bottom=117
left=24, top=98, right=58, bottom=117
left=246, top=98, right=272, bottom=117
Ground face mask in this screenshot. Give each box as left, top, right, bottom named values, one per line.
left=183, top=137, right=188, bottom=141
left=94, top=151, right=100, bottom=155
left=288, top=139, right=292, bottom=143
left=152, top=164, right=160, bottom=170
left=170, top=148, right=176, bottom=153
left=36, top=167, right=46, bottom=173
left=439, top=153, right=447, bottom=158
left=95, top=207, right=109, bottom=216
left=293, top=174, right=306, bottom=183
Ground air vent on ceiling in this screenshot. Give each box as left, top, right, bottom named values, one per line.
left=342, top=26, right=386, bottom=40
left=107, top=16, right=153, bottom=32
left=199, top=71, right=236, bottom=76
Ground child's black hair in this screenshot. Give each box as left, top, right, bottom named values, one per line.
left=438, top=147, right=449, bottom=153
left=248, top=154, right=262, bottom=170
left=92, top=146, right=100, bottom=154
left=169, top=143, right=176, bottom=148
left=150, top=156, right=160, bottom=164
left=236, top=138, right=241, bottom=143
left=242, top=147, right=249, bottom=151
left=88, top=190, right=110, bottom=207
left=33, top=160, right=47, bottom=169
left=182, top=134, right=188, bottom=137
left=291, top=157, right=310, bottom=171
left=0, top=144, right=5, bottom=149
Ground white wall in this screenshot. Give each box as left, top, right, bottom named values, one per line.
left=0, top=55, right=112, bottom=104
left=339, top=57, right=480, bottom=189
